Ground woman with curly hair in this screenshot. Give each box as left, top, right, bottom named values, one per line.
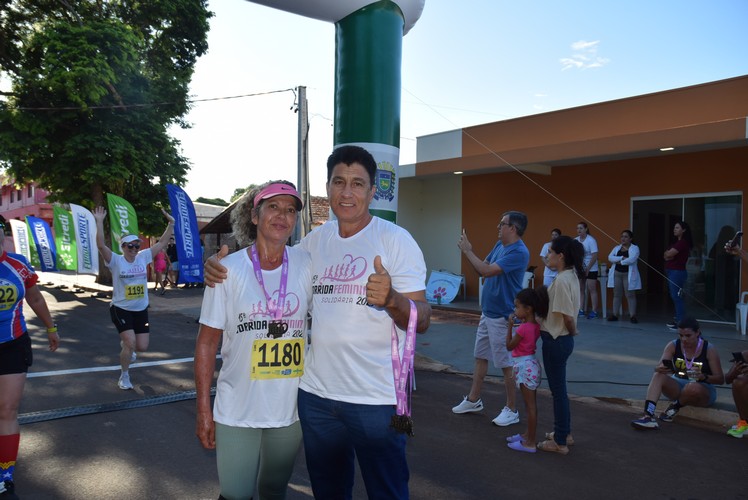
left=195, top=180, right=312, bottom=500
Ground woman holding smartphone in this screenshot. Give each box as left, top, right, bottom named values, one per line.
left=631, top=317, right=724, bottom=430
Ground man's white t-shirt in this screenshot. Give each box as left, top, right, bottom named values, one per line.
left=200, top=246, right=312, bottom=428
left=299, top=217, right=426, bottom=405
left=107, top=249, right=153, bottom=311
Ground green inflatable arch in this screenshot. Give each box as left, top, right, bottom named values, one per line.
left=248, top=0, right=425, bottom=222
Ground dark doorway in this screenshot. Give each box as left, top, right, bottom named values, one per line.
left=632, top=194, right=742, bottom=323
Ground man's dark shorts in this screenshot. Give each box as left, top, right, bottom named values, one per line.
left=0, top=333, right=33, bottom=375
left=585, top=271, right=599, bottom=280
left=110, top=306, right=150, bottom=334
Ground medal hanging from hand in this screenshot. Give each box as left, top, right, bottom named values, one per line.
left=390, top=299, right=417, bottom=436
left=250, top=245, right=289, bottom=328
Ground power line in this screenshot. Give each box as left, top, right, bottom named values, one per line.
left=1, top=88, right=296, bottom=111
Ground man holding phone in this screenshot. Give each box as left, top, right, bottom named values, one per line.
left=725, top=350, right=748, bottom=438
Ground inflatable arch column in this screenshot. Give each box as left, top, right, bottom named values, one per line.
left=249, top=0, right=425, bottom=223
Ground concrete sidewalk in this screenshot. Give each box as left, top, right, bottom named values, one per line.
left=419, top=299, right=748, bottom=430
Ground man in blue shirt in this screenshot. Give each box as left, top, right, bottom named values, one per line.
left=452, top=211, right=530, bottom=427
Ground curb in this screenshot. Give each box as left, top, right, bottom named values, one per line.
left=414, top=353, right=739, bottom=434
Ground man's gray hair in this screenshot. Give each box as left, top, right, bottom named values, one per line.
left=504, top=211, right=528, bottom=236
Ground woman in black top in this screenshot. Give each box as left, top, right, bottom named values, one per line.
left=631, top=317, right=724, bottom=430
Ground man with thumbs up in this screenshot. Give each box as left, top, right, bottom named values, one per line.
left=204, top=145, right=431, bottom=499
left=296, top=145, right=430, bottom=499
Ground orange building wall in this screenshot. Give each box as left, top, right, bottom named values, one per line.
left=460, top=147, right=748, bottom=297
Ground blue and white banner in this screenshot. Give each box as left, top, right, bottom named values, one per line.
left=8, top=219, right=32, bottom=262
left=69, top=204, right=99, bottom=275
left=167, top=184, right=203, bottom=283
left=26, top=215, right=57, bottom=272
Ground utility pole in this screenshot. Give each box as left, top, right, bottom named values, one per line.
left=294, top=85, right=311, bottom=244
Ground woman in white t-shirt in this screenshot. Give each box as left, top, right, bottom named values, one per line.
left=540, top=228, right=562, bottom=287
left=195, top=181, right=312, bottom=500
left=93, top=206, right=175, bottom=391
left=575, top=222, right=599, bottom=319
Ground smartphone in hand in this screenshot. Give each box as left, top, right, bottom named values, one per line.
left=733, top=351, right=746, bottom=364
left=662, top=359, right=675, bottom=371
left=728, top=231, right=743, bottom=249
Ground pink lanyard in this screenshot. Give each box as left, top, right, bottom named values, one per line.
left=391, top=300, right=417, bottom=420
left=249, top=245, right=288, bottom=321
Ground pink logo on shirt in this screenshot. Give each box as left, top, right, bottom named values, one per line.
left=319, top=254, right=368, bottom=284
left=246, top=291, right=301, bottom=321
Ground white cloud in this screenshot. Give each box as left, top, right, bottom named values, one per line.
left=571, top=40, right=600, bottom=51
left=560, top=40, right=610, bottom=70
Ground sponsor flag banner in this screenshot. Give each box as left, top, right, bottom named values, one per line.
left=24, top=219, right=41, bottom=268
left=26, top=215, right=57, bottom=272
left=8, top=219, right=32, bottom=262
left=53, top=206, right=78, bottom=270
left=106, top=193, right=139, bottom=254
left=69, top=204, right=99, bottom=275
left=167, top=184, right=203, bottom=283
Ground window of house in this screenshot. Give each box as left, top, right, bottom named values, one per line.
left=28, top=185, right=33, bottom=198
left=10, top=191, right=13, bottom=203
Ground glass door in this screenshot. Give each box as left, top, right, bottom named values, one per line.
left=632, top=193, right=742, bottom=323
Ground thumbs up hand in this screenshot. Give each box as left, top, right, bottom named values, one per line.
left=366, top=255, right=393, bottom=307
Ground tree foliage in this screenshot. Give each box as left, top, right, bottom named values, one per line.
left=195, top=196, right=228, bottom=207
left=230, top=184, right=259, bottom=203
left=0, top=0, right=212, bottom=234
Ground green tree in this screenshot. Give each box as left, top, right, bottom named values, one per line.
left=230, top=184, right=259, bottom=203
left=0, top=0, right=212, bottom=235
left=195, top=196, right=228, bottom=207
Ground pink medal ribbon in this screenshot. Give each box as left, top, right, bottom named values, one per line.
left=249, top=245, right=288, bottom=321
left=391, top=299, right=417, bottom=436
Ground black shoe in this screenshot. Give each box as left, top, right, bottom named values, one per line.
left=607, top=315, right=618, bottom=322
left=666, top=321, right=677, bottom=329
left=630, top=316, right=638, bottom=324
left=0, top=480, right=19, bottom=500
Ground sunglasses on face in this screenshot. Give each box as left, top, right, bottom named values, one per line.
left=124, top=243, right=140, bottom=250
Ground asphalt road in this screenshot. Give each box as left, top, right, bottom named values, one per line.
left=14, top=284, right=748, bottom=499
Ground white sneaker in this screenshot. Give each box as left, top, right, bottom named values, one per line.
left=452, top=396, right=484, bottom=414
left=118, top=372, right=133, bottom=390
left=492, top=406, right=520, bottom=426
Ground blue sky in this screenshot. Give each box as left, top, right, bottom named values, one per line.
left=175, top=0, right=748, bottom=201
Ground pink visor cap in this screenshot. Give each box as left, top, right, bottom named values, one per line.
left=253, top=183, right=302, bottom=208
